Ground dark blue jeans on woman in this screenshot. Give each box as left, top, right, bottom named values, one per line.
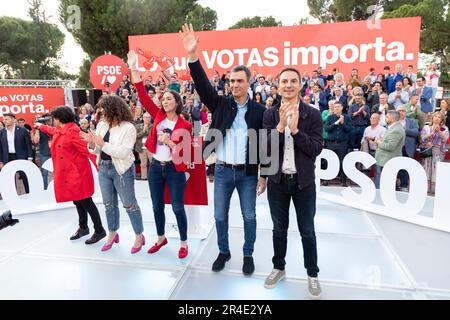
left=148, top=159, right=188, bottom=241
left=267, top=177, right=319, bottom=277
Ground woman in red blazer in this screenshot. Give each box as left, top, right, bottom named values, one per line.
left=128, top=50, right=192, bottom=259
left=34, top=106, right=106, bottom=244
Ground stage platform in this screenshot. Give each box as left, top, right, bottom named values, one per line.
left=0, top=182, right=449, bottom=300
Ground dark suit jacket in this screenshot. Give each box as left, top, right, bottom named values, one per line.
left=309, top=92, right=328, bottom=112
left=188, top=59, right=266, bottom=176
left=0, top=125, right=33, bottom=163
left=263, top=102, right=323, bottom=190
left=403, top=118, right=419, bottom=158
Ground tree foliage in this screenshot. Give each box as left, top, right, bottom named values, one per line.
left=0, top=0, right=65, bottom=79
left=228, top=16, right=282, bottom=29
left=307, top=0, right=423, bottom=22
left=59, top=0, right=217, bottom=87
left=59, top=0, right=217, bottom=58
left=383, top=0, right=450, bottom=75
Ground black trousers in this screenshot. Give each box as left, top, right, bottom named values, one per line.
left=267, top=177, right=319, bottom=277
left=206, top=163, right=215, bottom=176
left=398, top=148, right=410, bottom=188
left=8, top=153, right=29, bottom=193
left=326, top=142, right=348, bottom=184
left=73, top=197, right=105, bottom=234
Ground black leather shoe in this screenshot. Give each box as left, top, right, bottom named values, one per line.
left=242, top=256, right=255, bottom=275
left=85, top=231, right=107, bottom=245
left=70, top=228, right=89, bottom=240
left=212, top=252, right=231, bottom=272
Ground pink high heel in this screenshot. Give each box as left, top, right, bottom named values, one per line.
left=131, top=235, right=145, bottom=254
left=101, top=233, right=119, bottom=252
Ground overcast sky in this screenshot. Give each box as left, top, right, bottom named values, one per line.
left=1, top=0, right=311, bottom=74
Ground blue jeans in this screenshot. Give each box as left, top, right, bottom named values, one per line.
left=148, top=160, right=188, bottom=241
left=349, top=126, right=365, bottom=150
left=214, top=164, right=257, bottom=256
left=374, top=164, right=383, bottom=189
left=99, top=161, right=144, bottom=235
left=40, top=155, right=51, bottom=190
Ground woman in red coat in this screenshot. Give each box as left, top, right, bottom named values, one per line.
left=34, top=106, right=106, bottom=244
left=128, top=50, right=192, bottom=259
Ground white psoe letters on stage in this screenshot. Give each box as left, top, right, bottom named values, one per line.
left=316, top=150, right=450, bottom=233
left=0, top=159, right=101, bottom=215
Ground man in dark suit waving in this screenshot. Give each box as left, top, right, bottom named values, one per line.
left=0, top=113, right=33, bottom=193
left=181, top=23, right=267, bottom=275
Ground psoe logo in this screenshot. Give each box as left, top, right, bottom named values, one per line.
left=316, top=150, right=450, bottom=233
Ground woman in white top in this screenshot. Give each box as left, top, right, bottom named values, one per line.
left=81, top=95, right=145, bottom=254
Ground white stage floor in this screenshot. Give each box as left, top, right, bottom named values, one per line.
left=1, top=181, right=450, bottom=300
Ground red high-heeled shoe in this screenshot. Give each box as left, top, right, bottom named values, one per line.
left=101, top=233, right=119, bottom=252
left=179, top=245, right=188, bottom=259
left=147, top=237, right=168, bottom=254
left=131, top=235, right=145, bottom=254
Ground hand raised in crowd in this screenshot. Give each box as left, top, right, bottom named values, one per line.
left=127, top=50, right=141, bottom=83
left=180, top=23, right=200, bottom=59
left=127, top=50, right=138, bottom=71
left=339, top=115, right=344, bottom=125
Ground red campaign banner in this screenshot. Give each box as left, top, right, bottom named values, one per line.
left=0, top=87, right=65, bottom=125
left=129, top=17, right=421, bottom=80
left=164, top=136, right=208, bottom=206
left=89, top=54, right=130, bottom=92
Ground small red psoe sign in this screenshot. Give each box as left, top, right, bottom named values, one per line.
left=89, top=54, right=129, bottom=92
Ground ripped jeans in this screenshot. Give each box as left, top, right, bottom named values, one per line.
left=99, top=160, right=144, bottom=235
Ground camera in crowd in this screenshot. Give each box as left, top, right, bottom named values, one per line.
left=35, top=114, right=52, bottom=126
left=0, top=210, right=19, bottom=231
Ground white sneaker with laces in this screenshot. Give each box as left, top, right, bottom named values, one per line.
left=308, top=276, right=322, bottom=299
left=264, top=269, right=286, bottom=289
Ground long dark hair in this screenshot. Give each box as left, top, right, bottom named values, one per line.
left=97, top=95, right=133, bottom=124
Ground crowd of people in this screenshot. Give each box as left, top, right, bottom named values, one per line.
left=0, top=23, right=448, bottom=299
left=1, top=60, right=446, bottom=193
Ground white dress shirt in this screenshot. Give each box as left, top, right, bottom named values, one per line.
left=6, top=124, right=16, bottom=153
